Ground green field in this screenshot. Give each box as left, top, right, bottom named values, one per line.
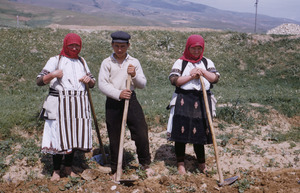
left=0, top=28, right=299, bottom=141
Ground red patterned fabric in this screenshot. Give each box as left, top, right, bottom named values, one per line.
left=60, top=33, right=82, bottom=59
left=179, top=34, right=205, bottom=63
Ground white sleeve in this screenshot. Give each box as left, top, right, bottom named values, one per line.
left=206, top=58, right=220, bottom=77
left=36, top=56, right=59, bottom=79
left=98, top=59, right=122, bottom=101
left=131, top=59, right=147, bottom=89
left=169, top=59, right=183, bottom=77
left=43, top=56, right=59, bottom=72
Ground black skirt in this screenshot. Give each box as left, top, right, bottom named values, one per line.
left=170, top=89, right=213, bottom=145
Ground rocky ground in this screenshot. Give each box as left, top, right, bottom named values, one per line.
left=1, top=104, right=299, bottom=193
left=267, top=23, right=300, bottom=35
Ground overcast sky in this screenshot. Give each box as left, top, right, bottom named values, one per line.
left=187, top=0, right=300, bottom=22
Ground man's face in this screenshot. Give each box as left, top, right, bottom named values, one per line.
left=112, top=42, right=130, bottom=58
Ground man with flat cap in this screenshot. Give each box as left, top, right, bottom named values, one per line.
left=98, top=31, right=153, bottom=180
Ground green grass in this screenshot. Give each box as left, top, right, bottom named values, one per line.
left=0, top=28, right=299, bottom=141
left=263, top=126, right=300, bottom=143
left=0, top=140, right=13, bottom=177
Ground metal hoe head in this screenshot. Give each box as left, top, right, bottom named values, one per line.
left=118, top=179, right=137, bottom=186
left=218, top=176, right=239, bottom=187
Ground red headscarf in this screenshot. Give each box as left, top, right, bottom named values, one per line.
left=60, top=33, right=82, bottom=59
left=179, top=34, right=205, bottom=63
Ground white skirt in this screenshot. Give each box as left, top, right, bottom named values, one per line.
left=41, top=90, right=93, bottom=154
left=41, top=120, right=68, bottom=154
left=167, top=93, right=177, bottom=135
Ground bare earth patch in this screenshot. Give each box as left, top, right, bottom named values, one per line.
left=1, top=103, right=299, bottom=192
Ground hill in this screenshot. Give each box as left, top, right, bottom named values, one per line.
left=1, top=0, right=300, bottom=33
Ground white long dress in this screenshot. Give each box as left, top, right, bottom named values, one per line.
left=39, top=56, right=93, bottom=154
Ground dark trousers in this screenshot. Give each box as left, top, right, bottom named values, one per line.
left=175, top=142, right=205, bottom=163
left=106, top=92, right=151, bottom=174
left=53, top=152, right=74, bottom=170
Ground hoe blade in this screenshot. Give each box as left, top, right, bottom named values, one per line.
left=218, top=176, right=239, bottom=187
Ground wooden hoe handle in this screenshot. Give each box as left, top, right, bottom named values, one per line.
left=116, top=75, right=132, bottom=181
left=86, top=83, right=107, bottom=164
left=199, top=76, right=224, bottom=184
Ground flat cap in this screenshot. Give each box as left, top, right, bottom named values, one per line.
left=111, top=31, right=131, bottom=43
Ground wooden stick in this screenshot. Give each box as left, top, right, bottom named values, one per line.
left=116, top=75, right=132, bottom=182
left=86, top=83, right=107, bottom=164
left=199, top=76, right=224, bottom=184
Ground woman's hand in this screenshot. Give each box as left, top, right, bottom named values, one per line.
left=79, top=75, right=95, bottom=88
left=42, top=69, right=63, bottom=84
left=79, top=75, right=91, bottom=84
left=190, top=68, right=205, bottom=79
left=52, top=69, right=63, bottom=79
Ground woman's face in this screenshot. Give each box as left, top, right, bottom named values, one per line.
left=67, top=43, right=81, bottom=56
left=189, top=46, right=203, bottom=57
left=67, top=43, right=81, bottom=51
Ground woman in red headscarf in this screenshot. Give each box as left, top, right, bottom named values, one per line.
left=167, top=34, right=220, bottom=175
left=36, top=33, right=95, bottom=181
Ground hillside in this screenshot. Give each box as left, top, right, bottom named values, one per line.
left=0, top=0, right=125, bottom=27
left=1, top=0, right=300, bottom=33
left=0, top=27, right=299, bottom=192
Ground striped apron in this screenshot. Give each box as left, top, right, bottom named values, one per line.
left=57, top=90, right=92, bottom=153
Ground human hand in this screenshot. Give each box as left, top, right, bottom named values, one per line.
left=189, top=68, right=200, bottom=79
left=52, top=69, right=63, bottom=79
left=119, top=89, right=132, bottom=100
left=127, top=64, right=136, bottom=77
left=79, top=75, right=92, bottom=84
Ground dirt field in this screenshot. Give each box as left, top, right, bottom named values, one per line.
left=1, top=106, right=299, bottom=192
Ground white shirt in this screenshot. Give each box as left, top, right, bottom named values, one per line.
left=98, top=54, right=147, bottom=100
left=42, top=56, right=92, bottom=91
left=169, top=58, right=219, bottom=91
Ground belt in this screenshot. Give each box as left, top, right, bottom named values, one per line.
left=175, top=87, right=211, bottom=96
left=49, top=88, right=59, bottom=97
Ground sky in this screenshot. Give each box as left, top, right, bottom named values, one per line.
left=186, top=0, right=300, bottom=22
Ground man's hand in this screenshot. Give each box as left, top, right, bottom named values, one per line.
left=127, top=64, right=136, bottom=77
left=119, top=89, right=132, bottom=100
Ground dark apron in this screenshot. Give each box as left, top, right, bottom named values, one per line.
left=170, top=88, right=213, bottom=145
